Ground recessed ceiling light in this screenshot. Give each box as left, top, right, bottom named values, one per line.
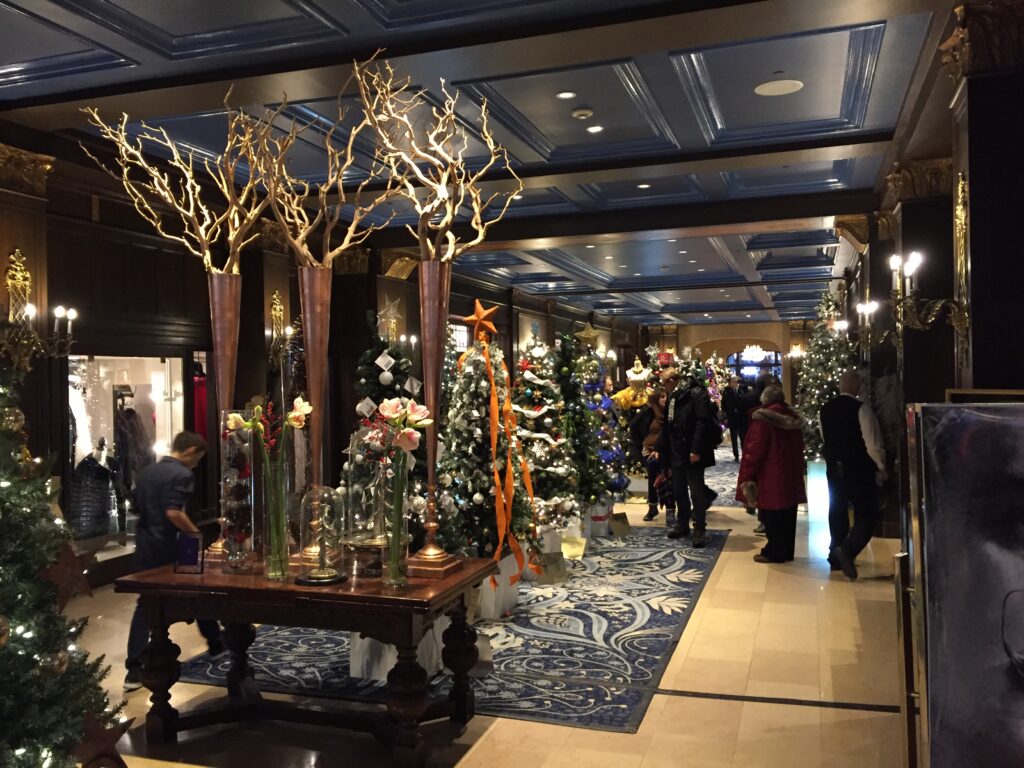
left=754, top=79, right=804, bottom=97
left=512, top=194, right=523, bottom=200
left=585, top=244, right=595, bottom=248
left=746, top=314, right=752, bottom=318
left=678, top=250, right=687, bottom=254
left=688, top=260, right=697, bottom=264
left=556, top=91, right=577, bottom=100
left=619, top=264, right=628, bottom=268
left=633, top=272, right=642, bottom=276
left=719, top=289, right=725, bottom=292
left=572, top=107, right=594, bottom=121
left=668, top=239, right=677, bottom=243
left=586, top=125, right=604, bottom=134
left=698, top=268, right=705, bottom=272
left=604, top=255, right=613, bottom=260
left=637, top=183, right=651, bottom=189
left=703, top=313, right=710, bottom=317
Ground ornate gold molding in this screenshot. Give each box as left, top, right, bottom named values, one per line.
left=0, top=143, right=54, bottom=198
left=883, top=158, right=953, bottom=207
left=953, top=171, right=971, bottom=369
left=333, top=246, right=370, bottom=274
left=940, top=1, right=1024, bottom=80
left=876, top=210, right=898, bottom=242
left=834, top=215, right=870, bottom=254
left=256, top=218, right=289, bottom=253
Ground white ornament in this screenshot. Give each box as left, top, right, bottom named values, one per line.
left=561, top=499, right=574, bottom=512
left=354, top=453, right=365, bottom=464
left=441, top=473, right=453, bottom=487
left=472, top=492, right=485, bottom=505
left=379, top=371, right=394, bottom=386
left=543, top=417, right=553, bottom=427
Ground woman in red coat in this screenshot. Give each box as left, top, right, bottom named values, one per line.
left=736, top=386, right=807, bottom=563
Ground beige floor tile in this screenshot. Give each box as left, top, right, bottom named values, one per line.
left=665, top=658, right=751, bottom=695
left=642, top=733, right=735, bottom=767
left=543, top=747, right=644, bottom=768
left=754, top=621, right=819, bottom=655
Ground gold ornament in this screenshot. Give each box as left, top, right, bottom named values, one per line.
left=42, top=650, right=69, bottom=675
left=574, top=322, right=600, bottom=349
left=0, top=615, right=9, bottom=649
left=0, top=406, right=25, bottom=432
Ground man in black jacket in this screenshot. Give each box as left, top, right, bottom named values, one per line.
left=661, top=372, right=718, bottom=547
left=721, top=376, right=743, bottom=461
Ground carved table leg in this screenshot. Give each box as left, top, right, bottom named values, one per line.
left=386, top=646, right=430, bottom=768
left=223, top=622, right=261, bottom=703
left=442, top=597, right=478, bottom=724
left=139, top=623, right=181, bottom=744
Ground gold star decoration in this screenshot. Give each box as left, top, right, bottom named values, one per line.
left=40, top=543, right=92, bottom=611
left=463, top=299, right=498, bottom=338
left=377, top=294, right=403, bottom=341
left=574, top=322, right=600, bottom=349
left=73, top=712, right=132, bottom=768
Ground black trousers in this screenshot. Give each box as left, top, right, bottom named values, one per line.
left=827, top=468, right=879, bottom=560
left=760, top=506, right=797, bottom=562
left=646, top=455, right=658, bottom=507
left=729, top=425, right=740, bottom=460
left=671, top=463, right=709, bottom=529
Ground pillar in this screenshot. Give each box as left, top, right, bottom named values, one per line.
left=943, top=0, right=1024, bottom=388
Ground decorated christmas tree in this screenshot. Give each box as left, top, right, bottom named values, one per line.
left=439, top=324, right=460, bottom=434
left=554, top=333, right=606, bottom=507
left=703, top=350, right=729, bottom=407
left=353, top=310, right=419, bottom=416
left=576, top=345, right=629, bottom=497
left=0, top=316, right=127, bottom=766
left=795, top=292, right=856, bottom=458
left=437, top=302, right=534, bottom=561
left=512, top=335, right=579, bottom=528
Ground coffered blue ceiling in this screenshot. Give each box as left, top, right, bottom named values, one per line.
left=0, top=0, right=951, bottom=324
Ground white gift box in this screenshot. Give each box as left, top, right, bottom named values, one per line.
left=475, top=553, right=520, bottom=620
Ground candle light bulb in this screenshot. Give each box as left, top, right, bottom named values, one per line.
left=889, top=254, right=902, bottom=272
left=66, top=308, right=77, bottom=321
left=23, top=303, right=36, bottom=319
left=905, top=251, right=923, bottom=277
left=53, top=306, right=66, bottom=319
left=285, top=325, right=294, bottom=337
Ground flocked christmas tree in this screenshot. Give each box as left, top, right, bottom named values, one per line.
left=437, top=303, right=534, bottom=560
left=576, top=344, right=629, bottom=498
left=0, top=300, right=127, bottom=765
left=795, top=291, right=856, bottom=458
left=512, top=335, right=579, bottom=527
left=554, top=333, right=606, bottom=508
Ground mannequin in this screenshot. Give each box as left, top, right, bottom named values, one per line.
left=67, top=436, right=127, bottom=543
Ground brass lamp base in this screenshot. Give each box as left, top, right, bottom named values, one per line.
left=405, top=547, right=463, bottom=579
left=295, top=568, right=347, bottom=586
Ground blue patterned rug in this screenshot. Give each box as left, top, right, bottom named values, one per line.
left=179, top=527, right=727, bottom=732
left=705, top=445, right=742, bottom=507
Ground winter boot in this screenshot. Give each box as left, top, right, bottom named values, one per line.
left=666, top=510, right=677, bottom=528
left=692, top=524, right=708, bottom=548
left=667, top=520, right=691, bottom=540
left=643, top=505, right=659, bottom=522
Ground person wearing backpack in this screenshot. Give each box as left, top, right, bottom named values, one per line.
left=660, top=370, right=719, bottom=547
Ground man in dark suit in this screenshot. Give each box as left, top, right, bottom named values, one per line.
left=820, top=370, right=886, bottom=580
left=721, top=375, right=743, bottom=461
left=660, top=371, right=718, bottom=547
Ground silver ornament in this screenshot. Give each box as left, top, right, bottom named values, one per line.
left=379, top=371, right=394, bottom=386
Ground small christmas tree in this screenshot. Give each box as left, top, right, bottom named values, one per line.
left=703, top=350, right=729, bottom=407
left=577, top=345, right=628, bottom=497
left=353, top=311, right=416, bottom=412
left=0, top=318, right=126, bottom=767
left=437, top=304, right=533, bottom=558
left=795, top=292, right=856, bottom=458
left=512, top=336, right=579, bottom=528
left=554, top=334, right=606, bottom=507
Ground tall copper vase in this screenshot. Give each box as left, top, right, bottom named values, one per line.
left=208, top=272, right=242, bottom=558
left=208, top=272, right=242, bottom=415
left=406, top=260, right=463, bottom=578
left=298, top=266, right=331, bottom=487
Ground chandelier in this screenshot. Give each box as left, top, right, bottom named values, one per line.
left=741, top=344, right=768, bottom=362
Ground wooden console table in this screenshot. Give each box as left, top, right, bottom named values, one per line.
left=114, top=558, right=498, bottom=767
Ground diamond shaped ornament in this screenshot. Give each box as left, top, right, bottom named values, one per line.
left=356, top=397, right=378, bottom=418
left=404, top=376, right=422, bottom=396
left=375, top=352, right=395, bottom=372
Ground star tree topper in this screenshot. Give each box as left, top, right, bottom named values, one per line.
left=377, top=294, right=402, bottom=341
left=574, top=322, right=600, bottom=349
left=463, top=299, right=498, bottom=338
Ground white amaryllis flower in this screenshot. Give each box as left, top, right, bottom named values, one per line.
left=394, top=427, right=421, bottom=452
left=225, top=412, right=247, bottom=431
left=405, top=400, right=433, bottom=427
left=379, top=397, right=405, bottom=423
left=286, top=397, right=312, bottom=429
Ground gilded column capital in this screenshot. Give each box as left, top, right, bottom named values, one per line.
left=940, top=1, right=1024, bottom=80
left=834, top=215, right=870, bottom=254
left=334, top=246, right=370, bottom=275
left=0, top=142, right=54, bottom=198
left=256, top=218, right=289, bottom=253
left=382, top=249, right=418, bottom=279
left=875, top=210, right=898, bottom=242
left=883, top=158, right=953, bottom=208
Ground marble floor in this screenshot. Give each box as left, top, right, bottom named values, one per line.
left=69, top=483, right=904, bottom=768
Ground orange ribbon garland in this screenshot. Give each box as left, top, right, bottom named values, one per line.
left=456, top=328, right=539, bottom=585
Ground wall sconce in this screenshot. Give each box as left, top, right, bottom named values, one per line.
left=605, top=349, right=617, bottom=361
left=855, top=301, right=879, bottom=359
left=787, top=344, right=805, bottom=360
left=886, top=251, right=968, bottom=350
left=832, top=320, right=849, bottom=333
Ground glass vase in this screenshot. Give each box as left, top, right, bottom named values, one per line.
left=262, top=458, right=290, bottom=581
left=383, top=450, right=411, bottom=588
left=296, top=485, right=345, bottom=586
left=220, top=410, right=256, bottom=573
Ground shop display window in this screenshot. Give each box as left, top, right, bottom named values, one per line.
left=65, top=355, right=185, bottom=561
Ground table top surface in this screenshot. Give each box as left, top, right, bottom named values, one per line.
left=115, top=557, right=499, bottom=612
